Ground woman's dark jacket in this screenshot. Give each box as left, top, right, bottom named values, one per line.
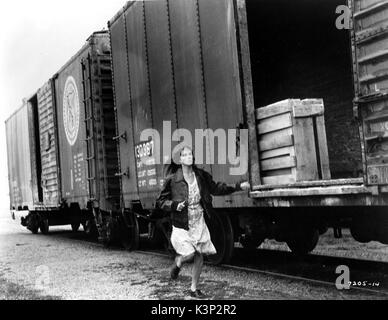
left=156, top=166, right=242, bottom=230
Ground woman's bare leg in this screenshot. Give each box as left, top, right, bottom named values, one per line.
left=175, top=252, right=195, bottom=268
left=191, top=252, right=203, bottom=292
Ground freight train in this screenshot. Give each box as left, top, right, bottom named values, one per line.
left=6, top=0, right=388, bottom=264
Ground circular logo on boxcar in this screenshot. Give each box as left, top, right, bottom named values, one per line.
left=63, top=76, right=80, bottom=146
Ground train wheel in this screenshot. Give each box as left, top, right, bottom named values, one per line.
left=25, top=213, right=39, bottom=234
left=83, top=220, right=98, bottom=237
left=377, top=214, right=388, bottom=245
left=164, top=237, right=176, bottom=257
left=71, top=222, right=80, bottom=232
left=350, top=216, right=372, bottom=243
left=162, top=228, right=175, bottom=257
left=27, top=218, right=39, bottom=234
left=239, top=234, right=263, bottom=250
left=207, top=211, right=234, bottom=265
left=39, top=219, right=49, bottom=235
left=148, top=222, right=164, bottom=249
left=105, top=219, right=119, bottom=246
left=350, top=226, right=370, bottom=243
left=153, top=218, right=174, bottom=256
left=120, top=212, right=139, bottom=251
left=29, top=225, right=39, bottom=234
left=286, top=227, right=319, bottom=255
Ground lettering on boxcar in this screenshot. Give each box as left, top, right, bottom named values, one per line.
left=135, top=140, right=158, bottom=190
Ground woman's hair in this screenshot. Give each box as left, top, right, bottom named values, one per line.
left=163, top=145, right=196, bottom=177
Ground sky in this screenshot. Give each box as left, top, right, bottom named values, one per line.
left=0, top=0, right=127, bottom=213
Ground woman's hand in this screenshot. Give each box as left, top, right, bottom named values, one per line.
left=240, top=181, right=250, bottom=191
left=176, top=201, right=187, bottom=212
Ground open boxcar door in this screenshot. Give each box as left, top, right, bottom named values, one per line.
left=350, top=0, right=388, bottom=186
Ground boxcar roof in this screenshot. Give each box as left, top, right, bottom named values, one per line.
left=52, top=30, right=108, bottom=78
left=108, top=1, right=135, bottom=27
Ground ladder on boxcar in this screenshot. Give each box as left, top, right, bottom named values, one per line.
left=93, top=53, right=120, bottom=203
left=81, top=54, right=98, bottom=204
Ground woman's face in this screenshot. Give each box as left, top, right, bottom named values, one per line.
left=180, top=147, right=193, bottom=166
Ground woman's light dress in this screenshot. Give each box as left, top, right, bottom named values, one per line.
left=170, top=175, right=217, bottom=256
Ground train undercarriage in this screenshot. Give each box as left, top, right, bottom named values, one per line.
left=17, top=199, right=388, bottom=266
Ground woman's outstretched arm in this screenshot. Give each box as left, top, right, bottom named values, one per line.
left=202, top=170, right=244, bottom=196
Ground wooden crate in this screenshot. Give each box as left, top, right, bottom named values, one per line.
left=256, top=99, right=331, bottom=185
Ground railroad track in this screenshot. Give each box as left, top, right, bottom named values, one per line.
left=135, top=247, right=388, bottom=297
left=51, top=229, right=388, bottom=297
left=220, top=262, right=388, bottom=297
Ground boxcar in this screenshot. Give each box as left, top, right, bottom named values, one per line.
left=6, top=31, right=122, bottom=238
left=108, top=0, right=388, bottom=263
left=6, top=0, right=388, bottom=265
left=6, top=98, right=42, bottom=215
left=50, top=31, right=121, bottom=241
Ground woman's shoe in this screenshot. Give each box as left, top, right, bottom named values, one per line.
left=189, top=289, right=206, bottom=298
left=170, top=264, right=180, bottom=279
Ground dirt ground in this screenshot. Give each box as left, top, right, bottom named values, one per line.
left=0, top=214, right=387, bottom=300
